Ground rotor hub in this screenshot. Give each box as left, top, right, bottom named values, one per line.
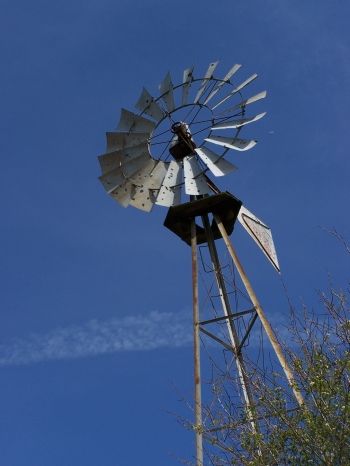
left=169, top=121, right=197, bottom=161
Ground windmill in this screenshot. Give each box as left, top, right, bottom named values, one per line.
left=98, top=62, right=304, bottom=465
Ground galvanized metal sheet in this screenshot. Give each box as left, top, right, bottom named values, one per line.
left=204, top=63, right=242, bottom=105
left=105, top=131, right=149, bottom=153
left=161, top=160, right=182, bottom=188
left=130, top=160, right=167, bottom=189
left=233, top=73, right=258, bottom=93
left=98, top=142, right=149, bottom=174
left=156, top=185, right=182, bottom=207
left=110, top=181, right=134, bottom=207
left=98, top=151, right=124, bottom=174
left=183, top=156, right=212, bottom=195
left=126, top=156, right=155, bottom=178
left=216, top=91, right=267, bottom=117
left=205, top=136, right=257, bottom=151
left=146, top=161, right=168, bottom=189
left=212, top=74, right=258, bottom=110
left=233, top=91, right=267, bottom=110
left=201, top=61, right=219, bottom=81
left=195, top=147, right=237, bottom=177
left=155, top=160, right=182, bottom=207
left=194, top=61, right=219, bottom=104
left=182, top=66, right=194, bottom=106
left=159, top=72, right=175, bottom=113
left=135, top=87, right=165, bottom=122
left=221, top=63, right=242, bottom=83
left=211, top=112, right=266, bottom=130
left=117, top=109, right=156, bottom=133
left=211, top=94, right=231, bottom=110
left=238, top=206, right=280, bottom=272
left=99, top=154, right=150, bottom=193
left=129, top=186, right=155, bottom=212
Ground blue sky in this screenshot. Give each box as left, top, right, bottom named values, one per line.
left=1, top=0, right=349, bottom=464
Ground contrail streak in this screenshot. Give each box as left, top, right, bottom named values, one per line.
left=0, top=311, right=192, bottom=366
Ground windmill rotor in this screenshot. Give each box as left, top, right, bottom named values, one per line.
left=98, top=61, right=267, bottom=209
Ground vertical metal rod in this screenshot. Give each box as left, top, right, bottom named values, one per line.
left=214, top=214, right=305, bottom=408
left=201, top=214, right=259, bottom=436
left=191, top=219, right=204, bottom=466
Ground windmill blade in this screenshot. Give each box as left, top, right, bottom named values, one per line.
left=183, top=155, right=212, bottom=195
left=219, top=91, right=267, bottom=117
left=182, top=66, right=194, bottom=106
left=110, top=181, right=135, bottom=207
left=117, top=109, right=156, bottom=133
left=99, top=154, right=150, bottom=193
left=156, top=160, right=183, bottom=207
left=98, top=142, right=149, bottom=174
left=233, top=73, right=258, bottom=93
left=127, top=160, right=168, bottom=211
left=211, top=112, right=266, bottom=130
left=205, top=136, right=257, bottom=151
left=195, top=147, right=237, bottom=177
left=105, top=131, right=150, bottom=153
left=159, top=72, right=175, bottom=113
left=129, top=186, right=155, bottom=212
left=98, top=151, right=124, bottom=175
left=135, top=87, right=165, bottom=122
left=204, top=63, right=242, bottom=105
left=237, top=206, right=280, bottom=272
left=235, top=90, right=267, bottom=109
left=212, top=74, right=258, bottom=110
left=194, top=61, right=219, bottom=104
left=130, top=160, right=168, bottom=189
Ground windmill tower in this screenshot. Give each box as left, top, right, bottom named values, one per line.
left=98, top=62, right=304, bottom=465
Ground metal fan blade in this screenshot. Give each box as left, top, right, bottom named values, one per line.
left=159, top=72, right=175, bottom=113
left=217, top=91, right=267, bottom=117
left=98, top=151, right=124, bottom=175
left=194, top=61, right=219, bottom=104
left=156, top=160, right=182, bottom=207
left=135, top=87, right=165, bottom=122
left=156, top=185, right=182, bottom=207
left=108, top=160, right=172, bottom=210
left=237, top=90, right=267, bottom=107
left=212, top=74, right=258, bottom=110
left=130, top=160, right=168, bottom=189
left=221, top=63, right=243, bottom=82
left=205, top=136, right=257, bottom=151
left=233, top=73, right=258, bottom=93
left=182, top=66, right=194, bottom=106
left=99, top=154, right=150, bottom=193
left=128, top=160, right=168, bottom=211
left=237, top=206, right=280, bottom=272
left=98, top=142, right=149, bottom=174
left=110, top=181, right=135, bottom=207
left=117, top=109, right=156, bottom=133
left=203, top=64, right=242, bottom=105
left=129, top=186, right=155, bottom=212
left=195, top=147, right=237, bottom=177
left=105, top=131, right=150, bottom=153
left=183, top=155, right=212, bottom=195
left=211, top=112, right=266, bottom=130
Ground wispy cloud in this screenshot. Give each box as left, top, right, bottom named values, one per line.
left=0, top=311, right=192, bottom=367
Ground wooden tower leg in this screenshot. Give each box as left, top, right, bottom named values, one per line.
left=191, top=220, right=204, bottom=466
left=214, top=214, right=305, bottom=408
